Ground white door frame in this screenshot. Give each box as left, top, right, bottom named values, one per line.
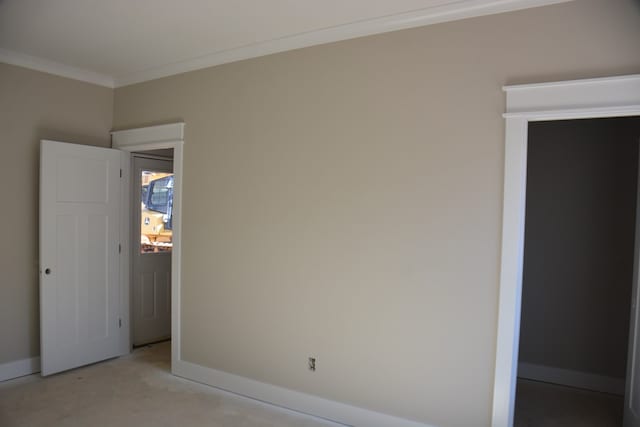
left=491, top=75, right=640, bottom=427
left=111, top=123, right=185, bottom=369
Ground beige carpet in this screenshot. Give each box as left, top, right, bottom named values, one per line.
left=514, top=378, right=624, bottom=427
left=0, top=342, right=342, bottom=427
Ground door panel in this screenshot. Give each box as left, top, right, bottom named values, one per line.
left=40, top=140, right=122, bottom=376
left=133, top=156, right=172, bottom=346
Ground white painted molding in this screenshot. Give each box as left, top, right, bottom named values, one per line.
left=1, top=0, right=571, bottom=88
left=504, top=74, right=640, bottom=117
left=504, top=105, right=640, bottom=121
left=518, top=363, right=625, bottom=395
left=112, top=123, right=185, bottom=148
left=113, top=0, right=572, bottom=87
left=0, top=356, right=41, bottom=382
left=492, top=74, right=640, bottom=427
left=492, top=117, right=528, bottom=427
left=0, top=47, right=114, bottom=88
left=173, top=360, right=436, bottom=427
left=119, top=150, right=132, bottom=357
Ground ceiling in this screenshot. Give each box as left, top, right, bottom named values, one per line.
left=0, top=0, right=569, bottom=87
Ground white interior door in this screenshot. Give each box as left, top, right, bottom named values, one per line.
left=40, top=140, right=124, bottom=376
left=132, top=155, right=172, bottom=346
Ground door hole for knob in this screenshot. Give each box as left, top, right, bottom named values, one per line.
left=45, top=268, right=51, bottom=275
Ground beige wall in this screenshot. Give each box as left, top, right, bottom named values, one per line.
left=113, top=1, right=640, bottom=426
left=0, top=63, right=113, bottom=364
left=520, top=118, right=640, bottom=379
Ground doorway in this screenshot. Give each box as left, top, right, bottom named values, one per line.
left=514, top=117, right=640, bottom=426
left=132, top=153, right=174, bottom=346
left=111, top=122, right=185, bottom=369
left=491, top=74, right=640, bottom=427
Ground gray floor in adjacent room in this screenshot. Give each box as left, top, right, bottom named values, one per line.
left=514, top=378, right=624, bottom=427
left=0, top=342, right=341, bottom=427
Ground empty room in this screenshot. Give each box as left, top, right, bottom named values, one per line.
left=1, top=1, right=639, bottom=427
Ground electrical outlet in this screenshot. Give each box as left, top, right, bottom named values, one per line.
left=308, top=357, right=316, bottom=372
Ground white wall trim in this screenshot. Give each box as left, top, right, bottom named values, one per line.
left=492, top=74, right=640, bottom=427
left=504, top=74, right=640, bottom=116
left=118, top=150, right=132, bottom=356
left=173, top=359, right=436, bottom=427
left=111, top=123, right=184, bottom=146
left=0, top=356, right=41, bottom=382
left=112, top=123, right=185, bottom=365
left=0, top=47, right=114, bottom=88
left=111, top=0, right=572, bottom=87
left=518, top=362, right=625, bottom=395
left=503, top=105, right=640, bottom=121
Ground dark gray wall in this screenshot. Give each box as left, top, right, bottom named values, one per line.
left=519, top=117, right=640, bottom=379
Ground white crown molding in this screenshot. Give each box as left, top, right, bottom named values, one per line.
left=1, top=0, right=572, bottom=88
left=113, top=0, right=572, bottom=87
left=0, top=48, right=114, bottom=88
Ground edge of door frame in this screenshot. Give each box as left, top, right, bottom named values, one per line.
left=492, top=74, right=640, bottom=427
left=111, top=123, right=185, bottom=368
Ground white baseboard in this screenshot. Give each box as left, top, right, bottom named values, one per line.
left=0, top=356, right=41, bottom=382
left=173, top=359, right=436, bottom=427
left=518, top=362, right=625, bottom=395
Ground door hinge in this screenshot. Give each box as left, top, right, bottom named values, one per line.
left=120, top=169, right=122, bottom=178
left=118, top=243, right=121, bottom=253
left=119, top=318, right=122, bottom=328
